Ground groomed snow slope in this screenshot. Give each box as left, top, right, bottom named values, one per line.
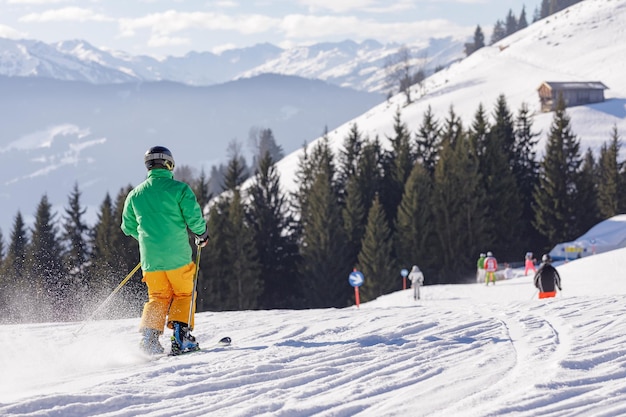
left=2, top=247, right=626, bottom=417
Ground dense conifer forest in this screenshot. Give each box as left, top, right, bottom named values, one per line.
left=1, top=94, right=624, bottom=323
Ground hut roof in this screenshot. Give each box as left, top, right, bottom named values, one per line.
left=538, top=81, right=608, bottom=91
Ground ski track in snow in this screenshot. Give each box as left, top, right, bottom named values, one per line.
left=4, top=250, right=626, bottom=417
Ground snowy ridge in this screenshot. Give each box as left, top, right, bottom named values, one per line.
left=2, top=248, right=626, bottom=416
left=0, top=37, right=465, bottom=93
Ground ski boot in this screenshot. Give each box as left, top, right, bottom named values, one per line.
left=140, top=328, right=164, bottom=355
left=170, top=321, right=200, bottom=355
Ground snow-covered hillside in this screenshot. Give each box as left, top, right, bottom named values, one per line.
left=2, top=246, right=626, bottom=416
left=266, top=0, right=626, bottom=196
left=549, top=214, right=626, bottom=260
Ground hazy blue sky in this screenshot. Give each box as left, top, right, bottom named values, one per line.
left=0, top=0, right=537, bottom=57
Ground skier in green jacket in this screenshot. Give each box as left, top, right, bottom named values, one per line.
left=121, top=146, right=209, bottom=355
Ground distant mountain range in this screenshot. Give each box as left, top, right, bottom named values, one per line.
left=0, top=37, right=465, bottom=93
left=0, top=35, right=468, bottom=234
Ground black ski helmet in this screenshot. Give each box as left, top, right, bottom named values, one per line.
left=144, top=146, right=175, bottom=170
left=542, top=253, right=552, bottom=263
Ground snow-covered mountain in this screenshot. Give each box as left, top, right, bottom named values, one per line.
left=3, top=245, right=626, bottom=416
left=0, top=37, right=466, bottom=93
left=262, top=0, right=626, bottom=198
left=237, top=38, right=464, bottom=93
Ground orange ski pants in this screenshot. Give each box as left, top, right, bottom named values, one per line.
left=538, top=291, right=557, bottom=299
left=140, top=261, right=197, bottom=332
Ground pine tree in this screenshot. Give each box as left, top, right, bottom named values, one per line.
left=298, top=141, right=350, bottom=308
left=357, top=195, right=397, bottom=302
left=356, top=138, right=385, bottom=217
left=224, top=189, right=262, bottom=310
left=89, top=191, right=141, bottom=306
left=532, top=6, right=542, bottom=22
left=250, top=128, right=284, bottom=171
left=575, top=149, right=600, bottom=235
left=491, top=20, right=506, bottom=45
left=61, top=183, right=90, bottom=292
left=513, top=103, right=541, bottom=250
left=2, top=213, right=28, bottom=280
left=597, top=126, right=623, bottom=218
left=468, top=103, right=490, bottom=160
left=432, top=129, right=487, bottom=283
left=113, top=185, right=143, bottom=313
left=505, top=9, right=518, bottom=36
left=491, top=95, right=517, bottom=157
left=90, top=193, right=117, bottom=287
left=532, top=96, right=583, bottom=246
left=193, top=168, right=212, bottom=211
left=202, top=149, right=262, bottom=311
left=483, top=96, right=523, bottom=259
left=198, top=202, right=230, bottom=311
left=342, top=137, right=385, bottom=268
left=29, top=195, right=66, bottom=320
left=465, top=25, right=485, bottom=56
left=337, top=123, right=364, bottom=187
left=342, top=174, right=367, bottom=270
left=540, top=0, right=550, bottom=18
left=174, top=164, right=196, bottom=185
left=223, top=140, right=249, bottom=190
left=291, top=143, right=312, bottom=216
left=415, top=105, right=441, bottom=176
left=247, top=151, right=300, bottom=309
left=209, top=164, right=225, bottom=195
left=337, top=123, right=367, bottom=267
left=381, top=107, right=414, bottom=225
left=517, top=6, right=529, bottom=30
left=440, top=106, right=464, bottom=148
left=474, top=25, right=485, bottom=50
left=394, top=162, right=435, bottom=279
left=113, top=186, right=141, bottom=269
left=292, top=132, right=336, bottom=226
left=0, top=212, right=29, bottom=321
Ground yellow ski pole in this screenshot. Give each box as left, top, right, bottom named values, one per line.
left=74, top=262, right=142, bottom=336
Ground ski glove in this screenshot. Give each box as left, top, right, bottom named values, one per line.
left=194, top=228, right=210, bottom=247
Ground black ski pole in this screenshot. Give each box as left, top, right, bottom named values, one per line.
left=187, top=245, right=202, bottom=329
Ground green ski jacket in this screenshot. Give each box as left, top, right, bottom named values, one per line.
left=121, top=169, right=207, bottom=272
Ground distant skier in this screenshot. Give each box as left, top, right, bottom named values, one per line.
left=503, top=262, right=514, bottom=280
left=534, top=254, right=562, bottom=299
left=476, top=253, right=486, bottom=283
left=524, top=252, right=537, bottom=276
left=408, top=265, right=424, bottom=300
left=484, top=251, right=498, bottom=285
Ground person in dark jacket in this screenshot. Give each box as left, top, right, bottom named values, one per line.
left=122, top=146, right=209, bottom=355
left=533, top=254, right=562, bottom=299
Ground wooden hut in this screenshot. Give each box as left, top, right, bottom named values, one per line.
left=538, top=81, right=608, bottom=112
